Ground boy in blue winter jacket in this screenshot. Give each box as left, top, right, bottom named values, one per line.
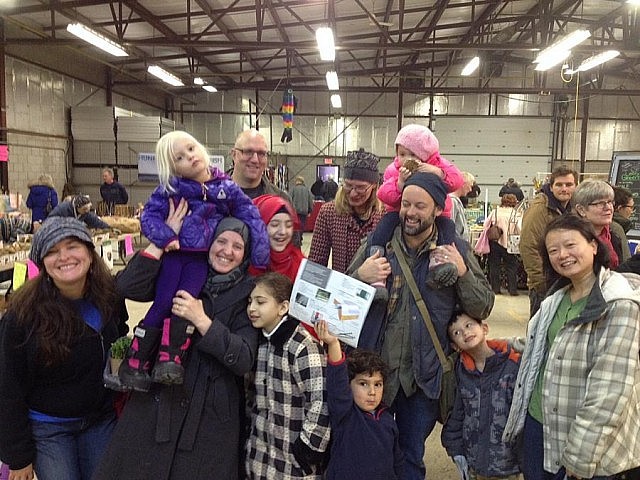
left=441, top=312, right=521, bottom=480
left=314, top=320, right=403, bottom=480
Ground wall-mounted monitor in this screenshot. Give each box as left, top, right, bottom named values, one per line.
left=317, top=165, right=340, bottom=183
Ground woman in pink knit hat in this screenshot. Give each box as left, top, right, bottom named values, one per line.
left=378, top=124, right=463, bottom=218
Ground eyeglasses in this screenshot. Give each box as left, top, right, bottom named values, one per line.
left=234, top=148, right=268, bottom=160
left=588, top=200, right=614, bottom=210
left=341, top=182, right=373, bottom=194
left=623, top=204, right=636, bottom=211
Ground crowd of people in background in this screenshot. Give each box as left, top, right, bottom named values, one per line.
left=2, top=125, right=640, bottom=480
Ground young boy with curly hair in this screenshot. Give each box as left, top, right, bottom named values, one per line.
left=315, top=320, right=403, bottom=479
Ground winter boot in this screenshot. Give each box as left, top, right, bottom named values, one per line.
left=118, top=324, right=162, bottom=392
left=426, top=262, right=459, bottom=289
left=152, top=317, right=195, bottom=385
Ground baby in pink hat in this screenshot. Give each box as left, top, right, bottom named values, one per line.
left=378, top=124, right=463, bottom=218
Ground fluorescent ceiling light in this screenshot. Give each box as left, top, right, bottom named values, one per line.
left=193, top=77, right=204, bottom=85
left=565, top=50, right=620, bottom=73
left=326, top=71, right=339, bottom=90
left=147, top=65, right=184, bottom=87
left=66, top=23, right=128, bottom=57
left=534, top=29, right=591, bottom=64
left=461, top=56, right=480, bottom=76
left=534, top=49, right=571, bottom=71
left=316, top=27, right=336, bottom=61
left=628, top=0, right=640, bottom=5
left=331, top=94, right=342, bottom=108
left=202, top=85, right=217, bottom=92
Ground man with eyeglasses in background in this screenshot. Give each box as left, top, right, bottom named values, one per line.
left=230, top=129, right=290, bottom=202
left=520, top=166, right=578, bottom=317
left=308, top=149, right=385, bottom=273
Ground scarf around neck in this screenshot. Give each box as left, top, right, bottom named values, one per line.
left=203, top=261, right=247, bottom=296
left=269, top=243, right=305, bottom=281
left=599, top=225, right=619, bottom=269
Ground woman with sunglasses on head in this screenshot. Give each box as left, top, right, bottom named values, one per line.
left=572, top=179, right=630, bottom=269
left=308, top=149, right=385, bottom=273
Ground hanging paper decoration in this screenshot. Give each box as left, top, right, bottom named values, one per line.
left=280, top=87, right=297, bottom=143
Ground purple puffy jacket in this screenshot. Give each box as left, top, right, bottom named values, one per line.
left=141, top=168, right=269, bottom=269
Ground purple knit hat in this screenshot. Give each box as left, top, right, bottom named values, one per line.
left=394, top=124, right=440, bottom=162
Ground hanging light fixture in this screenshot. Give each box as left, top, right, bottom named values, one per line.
left=66, top=23, right=128, bottom=57
left=461, top=57, right=480, bottom=76
left=565, top=50, right=620, bottom=74
left=147, top=65, right=184, bottom=87
left=533, top=29, right=591, bottom=71
left=326, top=71, right=339, bottom=90
left=330, top=94, right=342, bottom=108
left=202, top=85, right=217, bottom=92
left=316, top=27, right=336, bottom=61
left=193, top=77, right=205, bottom=85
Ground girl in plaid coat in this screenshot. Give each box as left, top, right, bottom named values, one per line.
left=245, top=273, right=331, bottom=479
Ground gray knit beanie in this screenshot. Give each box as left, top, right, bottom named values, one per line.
left=344, top=148, right=380, bottom=184
left=30, top=217, right=94, bottom=265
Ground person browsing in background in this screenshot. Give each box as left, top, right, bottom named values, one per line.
left=499, top=178, right=524, bottom=202
left=322, top=175, right=339, bottom=202
left=48, top=194, right=111, bottom=230
left=520, top=166, right=577, bottom=317
left=449, top=172, right=476, bottom=243
left=0, top=218, right=128, bottom=480
left=572, top=179, right=630, bottom=270
left=487, top=193, right=521, bottom=296
left=613, top=185, right=634, bottom=234
left=26, top=174, right=58, bottom=226
left=99, top=167, right=129, bottom=215
left=118, top=131, right=268, bottom=392
left=289, top=175, right=314, bottom=245
left=245, top=273, right=331, bottom=479
left=441, top=311, right=521, bottom=480
left=503, top=214, right=640, bottom=479
left=314, top=320, right=404, bottom=480
left=347, top=172, right=494, bottom=480
left=308, top=149, right=385, bottom=273
left=230, top=129, right=291, bottom=201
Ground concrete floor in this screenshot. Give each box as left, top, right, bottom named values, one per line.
left=119, top=236, right=529, bottom=479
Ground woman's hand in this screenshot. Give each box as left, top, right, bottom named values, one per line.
left=166, top=197, right=188, bottom=235
left=9, top=464, right=34, bottom=480
left=172, top=290, right=212, bottom=335
left=357, top=249, right=391, bottom=284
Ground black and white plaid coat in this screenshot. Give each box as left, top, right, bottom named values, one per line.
left=246, top=318, right=331, bottom=479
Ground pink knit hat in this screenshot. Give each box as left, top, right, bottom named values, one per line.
left=394, top=124, right=440, bottom=162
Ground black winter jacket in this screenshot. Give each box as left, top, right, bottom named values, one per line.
left=93, top=252, right=259, bottom=480
left=0, top=298, right=128, bottom=470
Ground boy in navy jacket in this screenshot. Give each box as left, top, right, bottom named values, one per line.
left=441, top=312, right=521, bottom=479
left=315, top=320, right=403, bottom=480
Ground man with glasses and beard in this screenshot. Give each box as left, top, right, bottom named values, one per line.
left=347, top=172, right=494, bottom=480
left=308, top=149, right=385, bottom=273
left=230, top=129, right=290, bottom=202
